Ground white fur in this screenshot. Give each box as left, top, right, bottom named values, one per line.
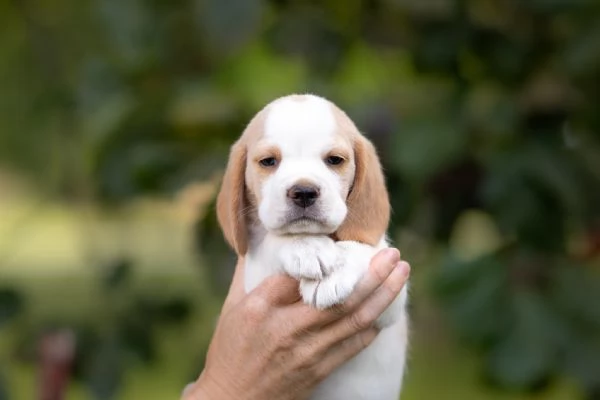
left=243, top=95, right=408, bottom=400
left=256, top=96, right=349, bottom=234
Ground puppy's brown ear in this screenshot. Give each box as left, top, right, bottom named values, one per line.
left=216, top=140, right=248, bottom=255
left=335, top=135, right=390, bottom=246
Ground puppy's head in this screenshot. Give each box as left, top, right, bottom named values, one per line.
left=217, top=94, right=390, bottom=255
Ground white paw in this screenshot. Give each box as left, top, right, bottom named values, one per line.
left=299, top=241, right=377, bottom=309
left=299, top=268, right=362, bottom=309
left=279, top=236, right=341, bottom=280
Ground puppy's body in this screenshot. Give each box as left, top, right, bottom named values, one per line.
left=217, top=94, right=408, bottom=400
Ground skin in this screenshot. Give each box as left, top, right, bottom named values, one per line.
left=182, top=248, right=410, bottom=400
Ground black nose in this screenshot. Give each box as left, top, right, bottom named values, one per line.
left=287, top=184, right=320, bottom=208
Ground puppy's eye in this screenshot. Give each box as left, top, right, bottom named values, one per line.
left=325, top=156, right=344, bottom=166
left=259, top=157, right=277, bottom=167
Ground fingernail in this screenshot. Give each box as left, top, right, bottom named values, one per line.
left=389, top=263, right=409, bottom=291
left=395, top=261, right=411, bottom=279
left=383, top=248, right=400, bottom=264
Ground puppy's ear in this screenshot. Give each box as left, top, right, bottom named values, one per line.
left=216, top=140, right=248, bottom=255
left=335, top=135, right=390, bottom=246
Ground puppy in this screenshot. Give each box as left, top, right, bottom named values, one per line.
left=217, top=94, right=408, bottom=399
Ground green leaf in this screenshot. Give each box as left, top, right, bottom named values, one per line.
left=434, top=254, right=511, bottom=345
left=523, top=0, right=594, bottom=14
left=563, top=25, right=600, bottom=77
left=563, top=334, right=600, bottom=389
left=155, top=298, right=193, bottom=324
left=0, top=370, right=8, bottom=400
left=485, top=291, right=558, bottom=389
left=102, top=259, right=133, bottom=290
left=0, top=288, right=23, bottom=327
left=335, top=44, right=415, bottom=104
left=218, top=43, right=307, bottom=110
left=168, top=82, right=239, bottom=127
left=549, top=265, right=600, bottom=329
left=389, top=113, right=468, bottom=182
left=85, top=336, right=123, bottom=399
left=195, top=0, right=264, bottom=55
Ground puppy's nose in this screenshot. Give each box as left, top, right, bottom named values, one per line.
left=287, top=184, right=320, bottom=208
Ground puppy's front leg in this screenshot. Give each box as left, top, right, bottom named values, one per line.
left=245, top=234, right=339, bottom=293
left=298, top=241, right=373, bottom=309
left=300, top=241, right=407, bottom=328
left=273, top=234, right=342, bottom=280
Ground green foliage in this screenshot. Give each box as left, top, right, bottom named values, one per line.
left=0, top=289, right=23, bottom=328
left=60, top=260, right=193, bottom=399
left=1, top=0, right=599, bottom=397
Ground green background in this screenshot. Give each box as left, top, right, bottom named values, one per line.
left=1, top=0, right=599, bottom=398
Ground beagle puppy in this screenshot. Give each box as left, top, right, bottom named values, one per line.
left=217, top=94, right=408, bottom=399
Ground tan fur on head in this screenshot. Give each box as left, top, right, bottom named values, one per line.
left=216, top=139, right=249, bottom=255
left=216, top=110, right=266, bottom=255
left=331, top=105, right=390, bottom=246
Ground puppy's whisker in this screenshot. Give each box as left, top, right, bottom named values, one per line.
left=238, top=205, right=256, bottom=218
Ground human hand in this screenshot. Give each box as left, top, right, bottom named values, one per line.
left=182, top=248, right=410, bottom=400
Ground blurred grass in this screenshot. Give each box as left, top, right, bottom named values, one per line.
left=0, top=180, right=580, bottom=399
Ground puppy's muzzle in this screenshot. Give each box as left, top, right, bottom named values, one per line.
left=287, top=184, right=320, bottom=208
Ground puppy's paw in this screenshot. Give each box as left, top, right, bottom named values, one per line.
left=279, top=236, right=341, bottom=280
left=299, top=268, right=361, bottom=309
left=299, top=241, right=377, bottom=309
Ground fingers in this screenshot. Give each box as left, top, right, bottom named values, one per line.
left=297, top=248, right=402, bottom=327
left=316, top=261, right=410, bottom=349
left=338, top=248, right=402, bottom=312
left=314, top=328, right=379, bottom=380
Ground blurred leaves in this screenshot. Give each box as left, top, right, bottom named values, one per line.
left=391, top=112, right=467, bottom=182
left=1, top=0, right=600, bottom=397
left=434, top=253, right=511, bottom=347
left=196, top=195, right=237, bottom=295
left=0, top=370, right=8, bottom=400
left=219, top=43, right=308, bottom=109
left=80, top=261, right=195, bottom=396
left=196, top=0, right=265, bottom=56
left=102, top=259, right=132, bottom=290
left=435, top=246, right=600, bottom=391
left=0, top=288, right=23, bottom=328
left=485, top=291, right=558, bottom=390
left=85, top=336, right=122, bottom=400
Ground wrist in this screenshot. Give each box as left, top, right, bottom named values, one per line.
left=184, top=371, right=238, bottom=400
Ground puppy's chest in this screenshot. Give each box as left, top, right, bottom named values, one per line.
left=244, top=248, right=282, bottom=293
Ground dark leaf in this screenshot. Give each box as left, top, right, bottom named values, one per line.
left=0, top=288, right=23, bottom=327
left=549, top=265, right=600, bottom=330
left=562, top=333, right=600, bottom=389
left=85, top=337, right=123, bottom=400
left=485, top=291, right=558, bottom=389
left=434, top=254, right=511, bottom=346
left=389, top=112, right=468, bottom=182
left=102, top=259, right=133, bottom=290
left=119, top=302, right=157, bottom=363
left=155, top=298, right=193, bottom=324
left=0, top=370, right=8, bottom=400
left=196, top=0, right=264, bottom=55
